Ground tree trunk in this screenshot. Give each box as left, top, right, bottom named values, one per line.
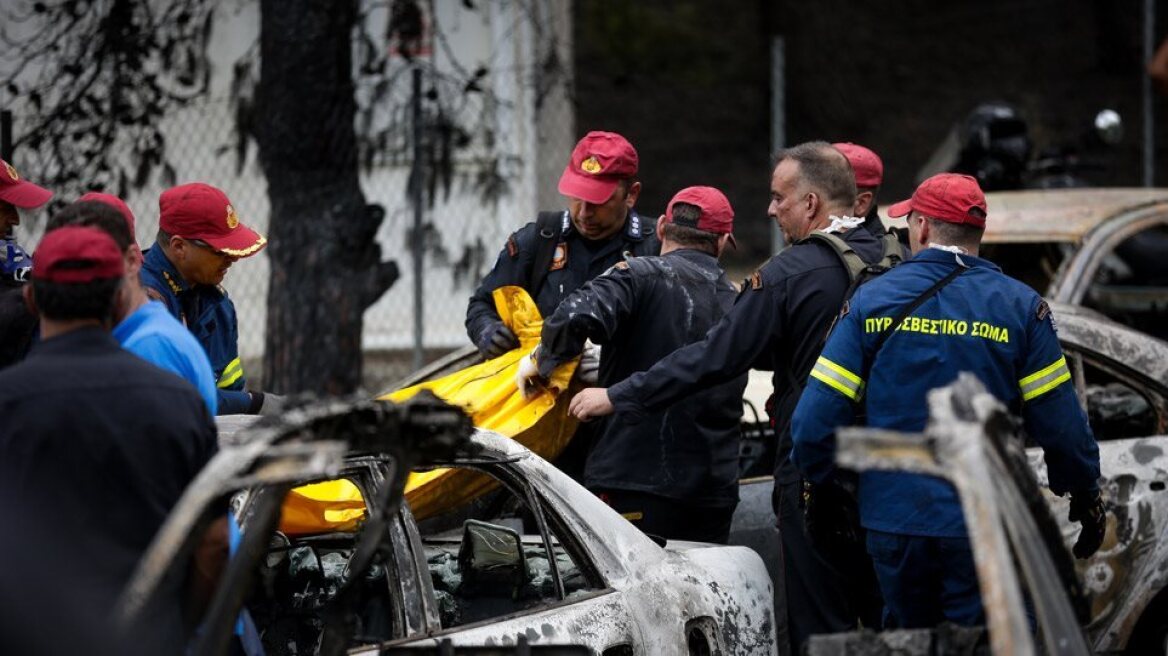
left=256, top=0, right=398, bottom=395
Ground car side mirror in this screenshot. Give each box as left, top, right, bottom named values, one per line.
left=458, top=519, right=531, bottom=597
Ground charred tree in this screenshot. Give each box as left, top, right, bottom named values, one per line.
left=255, top=0, right=398, bottom=395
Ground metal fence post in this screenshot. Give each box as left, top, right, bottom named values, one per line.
left=410, top=64, right=425, bottom=371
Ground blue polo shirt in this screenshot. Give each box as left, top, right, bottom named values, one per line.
left=114, top=300, right=218, bottom=415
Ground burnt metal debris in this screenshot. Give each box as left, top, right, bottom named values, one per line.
left=833, top=373, right=1092, bottom=656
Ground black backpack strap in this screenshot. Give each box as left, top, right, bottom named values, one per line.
left=867, top=262, right=968, bottom=374
left=528, top=211, right=565, bottom=298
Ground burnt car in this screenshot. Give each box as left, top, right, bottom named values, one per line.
left=731, top=303, right=1168, bottom=654
left=120, top=395, right=776, bottom=655
left=884, top=188, right=1168, bottom=340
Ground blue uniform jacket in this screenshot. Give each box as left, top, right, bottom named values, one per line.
left=140, top=247, right=252, bottom=415
left=791, top=248, right=1101, bottom=538
left=609, top=226, right=885, bottom=486
left=537, top=249, right=747, bottom=506
left=464, top=210, right=659, bottom=344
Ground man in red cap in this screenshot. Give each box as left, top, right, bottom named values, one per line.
left=833, top=142, right=893, bottom=238
left=792, top=173, right=1103, bottom=628
left=0, top=225, right=220, bottom=649
left=0, top=159, right=53, bottom=367
left=465, top=130, right=659, bottom=360
left=516, top=186, right=745, bottom=542
left=43, top=196, right=219, bottom=415
left=140, top=182, right=273, bottom=415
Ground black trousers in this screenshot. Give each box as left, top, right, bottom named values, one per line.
left=774, top=480, right=883, bottom=652
left=591, top=488, right=736, bottom=544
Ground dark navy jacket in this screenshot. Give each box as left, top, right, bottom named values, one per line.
left=608, top=226, right=885, bottom=485
left=465, top=210, right=659, bottom=342
left=537, top=249, right=746, bottom=506
left=140, top=246, right=252, bottom=415
left=791, top=248, right=1101, bottom=538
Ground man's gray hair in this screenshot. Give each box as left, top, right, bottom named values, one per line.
left=774, top=141, right=857, bottom=209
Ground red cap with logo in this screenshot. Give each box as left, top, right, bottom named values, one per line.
left=833, top=142, right=884, bottom=188
left=557, top=131, right=639, bottom=205
left=666, top=186, right=736, bottom=247
left=33, top=226, right=125, bottom=283
left=159, top=183, right=266, bottom=257
left=888, top=174, right=987, bottom=228
left=78, top=192, right=136, bottom=237
left=0, top=159, right=53, bottom=209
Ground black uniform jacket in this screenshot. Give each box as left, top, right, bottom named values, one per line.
left=608, top=226, right=884, bottom=485
left=538, top=248, right=745, bottom=506
left=0, top=327, right=218, bottom=646
left=465, top=209, right=660, bottom=343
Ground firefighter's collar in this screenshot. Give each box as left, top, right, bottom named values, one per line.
left=144, top=246, right=189, bottom=294
left=561, top=209, right=647, bottom=241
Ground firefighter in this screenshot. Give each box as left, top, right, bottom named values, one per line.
left=516, top=186, right=746, bottom=543
left=465, top=131, right=659, bottom=360
left=568, top=141, right=889, bottom=652
left=790, top=173, right=1105, bottom=627
left=140, top=182, right=274, bottom=415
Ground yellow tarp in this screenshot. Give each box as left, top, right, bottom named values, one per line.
left=279, top=479, right=366, bottom=535
left=387, top=286, right=580, bottom=521
left=279, top=286, right=580, bottom=534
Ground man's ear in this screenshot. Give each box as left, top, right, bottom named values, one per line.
left=715, top=233, right=733, bottom=257
left=855, top=190, right=875, bottom=216
left=656, top=214, right=668, bottom=242
left=624, top=181, right=642, bottom=208
left=805, top=191, right=821, bottom=221
left=125, top=245, right=144, bottom=276
left=22, top=284, right=36, bottom=316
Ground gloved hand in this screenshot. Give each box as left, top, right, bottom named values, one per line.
left=577, top=340, right=601, bottom=385
left=515, top=348, right=546, bottom=399
left=476, top=321, right=519, bottom=359
left=1069, top=489, right=1106, bottom=559
left=259, top=393, right=287, bottom=417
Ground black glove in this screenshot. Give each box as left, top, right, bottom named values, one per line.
left=802, top=477, right=863, bottom=558
left=476, top=322, right=519, bottom=359
left=1069, top=489, right=1106, bottom=559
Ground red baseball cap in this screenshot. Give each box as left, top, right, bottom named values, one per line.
left=0, top=159, right=53, bottom=209
left=833, top=143, right=883, bottom=188
left=159, top=183, right=266, bottom=257
left=666, top=186, right=736, bottom=247
left=557, top=131, right=638, bottom=205
left=888, top=173, right=988, bottom=228
left=33, top=226, right=125, bottom=283
left=78, top=192, right=136, bottom=237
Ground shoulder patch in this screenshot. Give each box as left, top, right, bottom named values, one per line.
left=840, top=299, right=851, bottom=318
left=144, top=286, right=166, bottom=302
left=1036, top=300, right=1050, bottom=322
left=613, top=261, right=629, bottom=271
left=749, top=270, right=763, bottom=290
left=506, top=234, right=519, bottom=258
left=549, top=242, right=568, bottom=271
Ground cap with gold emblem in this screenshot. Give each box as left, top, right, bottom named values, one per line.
left=0, top=158, right=53, bottom=209
left=159, top=183, right=266, bottom=257
left=557, top=131, right=638, bottom=205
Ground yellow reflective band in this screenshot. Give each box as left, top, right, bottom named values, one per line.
left=217, top=357, right=243, bottom=389
left=810, top=356, right=865, bottom=401
left=1019, top=356, right=1070, bottom=402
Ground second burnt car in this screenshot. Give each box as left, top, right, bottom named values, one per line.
left=120, top=394, right=776, bottom=656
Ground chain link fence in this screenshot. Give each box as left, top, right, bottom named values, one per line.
left=10, top=0, right=574, bottom=392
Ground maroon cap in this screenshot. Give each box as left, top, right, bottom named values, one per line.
left=833, top=142, right=884, bottom=188
left=0, top=159, right=53, bottom=209
left=557, top=131, right=638, bottom=205
left=888, top=173, right=988, bottom=228
left=33, top=226, right=125, bottom=283
left=78, top=192, right=136, bottom=237
left=159, top=183, right=266, bottom=257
